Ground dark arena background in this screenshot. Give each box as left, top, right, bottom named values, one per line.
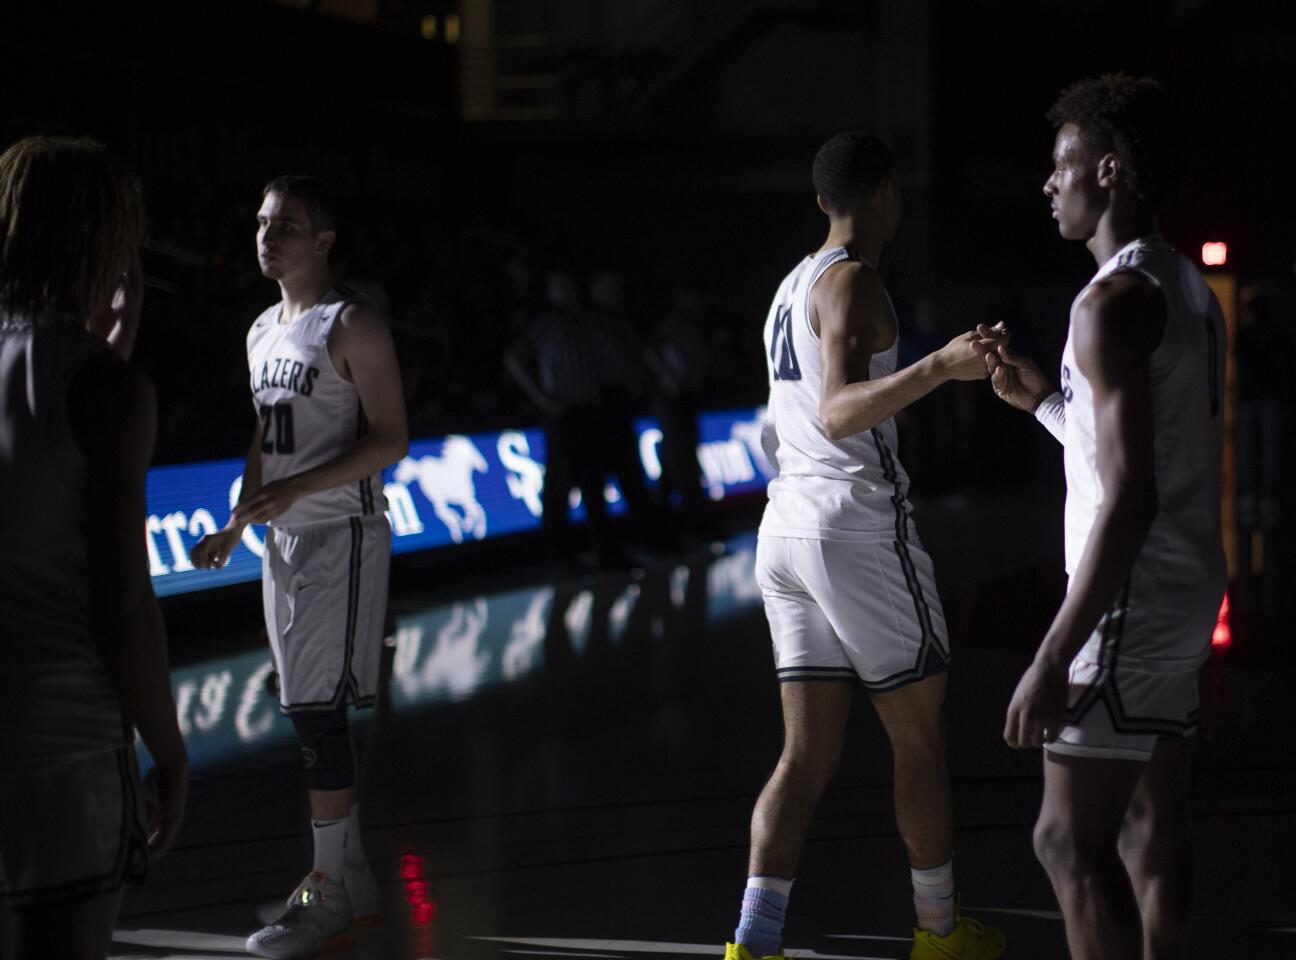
left=2, top=1, right=1294, bottom=957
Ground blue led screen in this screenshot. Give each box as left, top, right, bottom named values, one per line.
left=146, top=408, right=773, bottom=597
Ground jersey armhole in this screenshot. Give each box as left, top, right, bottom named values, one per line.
left=1108, top=266, right=1172, bottom=363
left=802, top=250, right=855, bottom=344
left=320, top=298, right=356, bottom=383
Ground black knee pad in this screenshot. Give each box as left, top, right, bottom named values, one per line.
left=290, top=707, right=354, bottom=791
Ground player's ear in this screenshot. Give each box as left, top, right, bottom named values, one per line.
left=816, top=194, right=832, bottom=216
left=315, top=229, right=336, bottom=257
left=1096, top=152, right=1121, bottom=189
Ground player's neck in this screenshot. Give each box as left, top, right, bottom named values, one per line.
left=278, top=271, right=335, bottom=323
left=1085, top=202, right=1159, bottom=268
left=821, top=219, right=883, bottom=268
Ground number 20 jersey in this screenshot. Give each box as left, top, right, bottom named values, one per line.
left=758, top=246, right=916, bottom=541
left=1061, top=236, right=1226, bottom=667
left=246, top=286, right=386, bottom=528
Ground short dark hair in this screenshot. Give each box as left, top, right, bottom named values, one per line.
left=1047, top=74, right=1182, bottom=206
left=0, top=136, right=145, bottom=322
left=812, top=132, right=894, bottom=213
left=262, top=174, right=338, bottom=235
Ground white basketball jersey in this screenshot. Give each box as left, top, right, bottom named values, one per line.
left=0, top=317, right=129, bottom=768
left=1061, top=236, right=1226, bottom=664
left=758, top=247, right=916, bottom=541
left=246, top=287, right=386, bottom=528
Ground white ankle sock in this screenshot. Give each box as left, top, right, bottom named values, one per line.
left=345, top=805, right=368, bottom=871
left=911, top=861, right=956, bottom=936
left=311, top=816, right=349, bottom=880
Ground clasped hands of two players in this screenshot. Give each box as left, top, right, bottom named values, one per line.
left=189, top=476, right=306, bottom=570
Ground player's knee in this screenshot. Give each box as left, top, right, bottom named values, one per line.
left=290, top=707, right=354, bottom=791
left=778, top=741, right=841, bottom=788
left=1033, top=811, right=1086, bottom=876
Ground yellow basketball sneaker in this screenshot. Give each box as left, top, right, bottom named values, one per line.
left=909, top=916, right=1006, bottom=959
left=723, top=942, right=784, bottom=960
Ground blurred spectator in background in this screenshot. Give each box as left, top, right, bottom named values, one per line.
left=645, top=285, right=713, bottom=541
left=1235, top=286, right=1292, bottom=624
left=587, top=269, right=661, bottom=552
left=505, top=266, right=616, bottom=569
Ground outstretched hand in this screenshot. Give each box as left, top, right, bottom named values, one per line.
left=972, top=323, right=1053, bottom=413
left=936, top=322, right=1011, bottom=382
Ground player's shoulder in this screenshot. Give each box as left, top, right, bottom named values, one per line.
left=817, top=255, right=882, bottom=293
left=813, top=256, right=888, bottom=331
left=249, top=301, right=280, bottom=332
left=333, top=287, right=386, bottom=331
left=1077, top=271, right=1163, bottom=326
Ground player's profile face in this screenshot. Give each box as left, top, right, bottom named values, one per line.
left=1043, top=124, right=1103, bottom=241
left=255, top=192, right=321, bottom=280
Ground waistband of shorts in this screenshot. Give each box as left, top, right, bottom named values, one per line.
left=270, top=513, right=391, bottom=534
left=758, top=523, right=904, bottom=543
left=1073, top=650, right=1208, bottom=675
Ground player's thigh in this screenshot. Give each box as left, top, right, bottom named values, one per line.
left=0, top=895, right=13, bottom=960
left=868, top=670, right=949, bottom=759
left=779, top=681, right=853, bottom=767
left=15, top=888, right=122, bottom=960
left=1040, top=751, right=1146, bottom=855
left=1124, top=737, right=1192, bottom=850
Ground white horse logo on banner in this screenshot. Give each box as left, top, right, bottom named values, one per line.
left=394, top=436, right=489, bottom=543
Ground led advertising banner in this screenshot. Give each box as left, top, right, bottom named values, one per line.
left=147, top=408, right=773, bottom=597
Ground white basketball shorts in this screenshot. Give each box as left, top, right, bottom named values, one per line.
left=0, top=746, right=148, bottom=908
left=755, top=535, right=950, bottom=691
left=263, top=515, right=392, bottom=714
left=1047, top=588, right=1204, bottom=762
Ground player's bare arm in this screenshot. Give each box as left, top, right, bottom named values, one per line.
left=71, top=352, right=188, bottom=857
left=1004, top=275, right=1165, bottom=748
left=231, top=302, right=409, bottom=526
left=815, top=262, right=1001, bottom=439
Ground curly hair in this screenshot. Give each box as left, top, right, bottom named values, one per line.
left=812, top=132, right=894, bottom=213
left=0, top=137, right=145, bottom=322
left=1047, top=74, right=1182, bottom=207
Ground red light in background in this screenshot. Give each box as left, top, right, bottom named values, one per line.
left=1211, top=593, right=1231, bottom=650
left=1201, top=242, right=1228, bottom=267
left=400, top=853, right=438, bottom=926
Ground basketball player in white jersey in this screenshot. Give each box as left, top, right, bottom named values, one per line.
left=190, top=175, right=407, bottom=959
left=723, top=133, right=1006, bottom=960
left=976, top=75, right=1225, bottom=959
left=0, top=137, right=188, bottom=959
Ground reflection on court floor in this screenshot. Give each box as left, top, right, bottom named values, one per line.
left=151, top=536, right=761, bottom=772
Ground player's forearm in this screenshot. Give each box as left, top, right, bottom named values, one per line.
left=1036, top=485, right=1158, bottom=669
left=821, top=354, right=945, bottom=439
left=287, top=430, right=408, bottom=498
left=95, top=585, right=187, bottom=765
left=222, top=443, right=264, bottom=533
